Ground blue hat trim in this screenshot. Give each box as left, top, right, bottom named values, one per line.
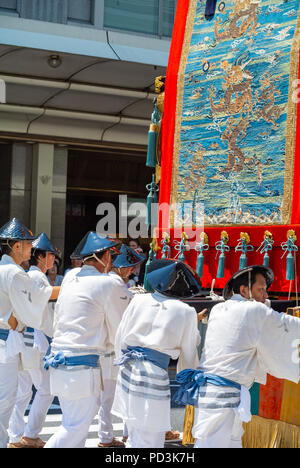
left=79, top=232, right=120, bottom=257
left=147, top=259, right=203, bottom=299
left=70, top=232, right=93, bottom=260
left=0, top=218, right=36, bottom=241
left=113, top=244, right=145, bottom=268
left=32, top=233, right=56, bottom=253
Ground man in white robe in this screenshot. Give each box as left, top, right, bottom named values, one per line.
left=175, top=265, right=300, bottom=448
left=43, top=232, right=131, bottom=448
left=97, top=244, right=144, bottom=448
left=0, top=219, right=58, bottom=449
left=112, top=258, right=206, bottom=448
left=8, top=233, right=59, bottom=448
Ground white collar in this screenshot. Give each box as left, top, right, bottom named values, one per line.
left=152, top=291, right=169, bottom=302
left=29, top=265, right=42, bottom=272
left=229, top=293, right=247, bottom=302
left=0, top=254, right=23, bottom=270
left=29, top=265, right=47, bottom=278
left=81, top=264, right=106, bottom=275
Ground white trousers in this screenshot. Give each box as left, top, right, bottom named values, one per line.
left=98, top=379, right=116, bottom=443
left=126, top=423, right=165, bottom=448
left=8, top=363, right=54, bottom=443
left=193, top=408, right=244, bottom=449
left=0, top=356, right=19, bottom=448
left=44, top=394, right=100, bottom=448
left=44, top=367, right=101, bottom=448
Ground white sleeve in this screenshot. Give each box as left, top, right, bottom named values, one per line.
left=257, top=308, right=300, bottom=384
left=104, top=280, right=132, bottom=349
left=114, top=301, right=134, bottom=360
left=8, top=271, right=53, bottom=330
left=177, top=305, right=201, bottom=373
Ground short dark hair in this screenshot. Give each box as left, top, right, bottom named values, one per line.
left=232, top=268, right=266, bottom=294
left=30, top=249, right=46, bottom=266
left=0, top=241, right=17, bottom=257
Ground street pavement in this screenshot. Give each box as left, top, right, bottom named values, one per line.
left=24, top=411, right=186, bottom=448
left=21, top=372, right=189, bottom=448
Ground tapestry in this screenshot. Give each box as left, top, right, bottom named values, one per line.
left=170, top=0, right=300, bottom=227
left=251, top=375, right=300, bottom=426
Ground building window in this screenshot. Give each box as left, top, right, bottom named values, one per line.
left=161, top=0, right=176, bottom=37
left=68, top=0, right=93, bottom=24
left=0, top=0, right=176, bottom=37
left=0, top=0, right=19, bottom=16
left=104, top=0, right=175, bottom=37
left=19, top=0, right=67, bottom=23
left=0, top=0, right=93, bottom=24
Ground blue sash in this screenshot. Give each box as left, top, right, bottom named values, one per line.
left=26, top=328, right=51, bottom=344
left=0, top=329, right=9, bottom=342
left=174, top=369, right=241, bottom=406
left=45, top=335, right=52, bottom=345
left=114, top=346, right=171, bottom=372
left=44, top=351, right=99, bottom=370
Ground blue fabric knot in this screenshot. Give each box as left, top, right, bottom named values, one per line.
left=173, top=369, right=241, bottom=406
left=44, top=351, right=99, bottom=370
left=114, top=346, right=171, bottom=371
left=114, top=348, right=148, bottom=367
left=174, top=369, right=203, bottom=406
left=44, top=351, right=66, bottom=370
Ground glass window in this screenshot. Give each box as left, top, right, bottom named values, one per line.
left=68, top=0, right=93, bottom=24
left=162, top=0, right=176, bottom=37
left=104, top=0, right=159, bottom=36
left=0, top=0, right=17, bottom=8
left=0, top=0, right=19, bottom=14
left=20, top=0, right=68, bottom=24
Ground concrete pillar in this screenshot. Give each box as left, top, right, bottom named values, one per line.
left=31, top=143, right=54, bottom=236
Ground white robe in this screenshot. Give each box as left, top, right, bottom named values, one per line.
left=8, top=266, right=54, bottom=445
left=0, top=255, right=52, bottom=448
left=99, top=271, right=133, bottom=381
left=51, top=265, right=131, bottom=358
left=45, top=265, right=132, bottom=448
left=199, top=294, right=300, bottom=388
left=0, top=255, right=52, bottom=332
left=112, top=292, right=200, bottom=432
left=192, top=294, right=300, bottom=446
left=28, top=266, right=55, bottom=340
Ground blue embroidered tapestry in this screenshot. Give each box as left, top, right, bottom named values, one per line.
left=174, top=0, right=300, bottom=226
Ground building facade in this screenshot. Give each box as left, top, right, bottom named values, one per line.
left=0, top=0, right=175, bottom=263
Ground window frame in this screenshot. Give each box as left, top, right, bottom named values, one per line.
left=0, top=0, right=176, bottom=38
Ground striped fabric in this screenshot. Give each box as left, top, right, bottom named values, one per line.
left=23, top=328, right=35, bottom=348
left=103, top=350, right=115, bottom=358
left=196, top=383, right=241, bottom=410
left=119, top=361, right=170, bottom=401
